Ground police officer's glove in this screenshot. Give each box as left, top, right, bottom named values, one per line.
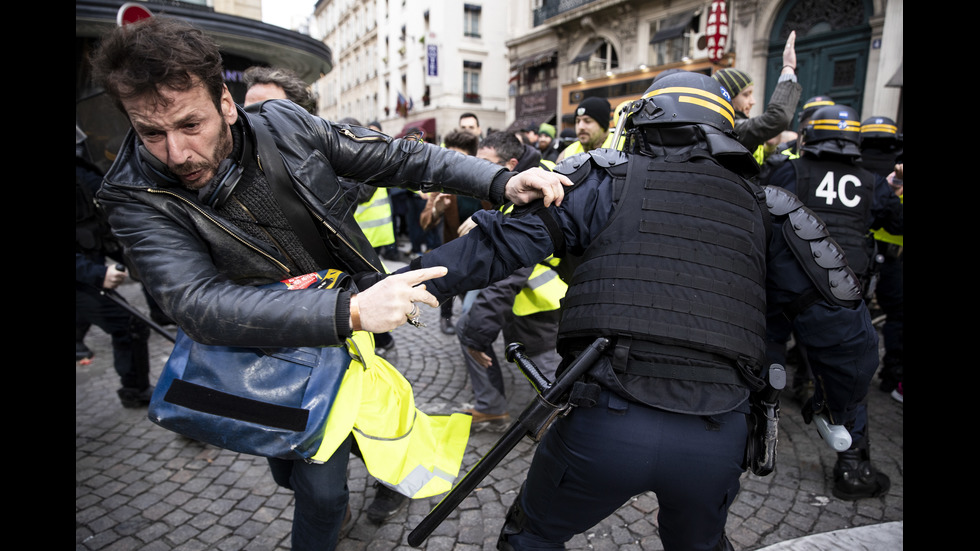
left=801, top=396, right=819, bottom=425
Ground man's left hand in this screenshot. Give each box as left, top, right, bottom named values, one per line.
left=504, top=167, right=572, bottom=208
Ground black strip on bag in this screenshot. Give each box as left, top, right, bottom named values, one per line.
left=164, top=379, right=310, bottom=431
left=251, top=119, right=334, bottom=268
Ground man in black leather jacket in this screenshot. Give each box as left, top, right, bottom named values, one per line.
left=89, top=16, right=569, bottom=551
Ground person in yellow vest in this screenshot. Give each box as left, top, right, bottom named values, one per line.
left=556, top=96, right=614, bottom=162
left=449, top=131, right=565, bottom=426
left=454, top=257, right=567, bottom=427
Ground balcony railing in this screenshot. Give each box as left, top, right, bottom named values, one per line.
left=533, top=0, right=600, bottom=27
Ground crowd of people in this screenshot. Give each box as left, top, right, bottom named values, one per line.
left=78, top=15, right=902, bottom=551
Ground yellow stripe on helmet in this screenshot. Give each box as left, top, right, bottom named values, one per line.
left=642, top=86, right=735, bottom=128
left=860, top=123, right=897, bottom=134
left=804, top=99, right=835, bottom=110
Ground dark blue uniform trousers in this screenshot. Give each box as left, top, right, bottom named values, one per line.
left=507, top=389, right=747, bottom=550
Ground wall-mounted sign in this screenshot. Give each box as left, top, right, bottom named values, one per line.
left=427, top=45, right=438, bottom=77
left=706, top=1, right=729, bottom=63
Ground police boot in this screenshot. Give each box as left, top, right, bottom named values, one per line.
left=714, top=534, right=736, bottom=551
left=832, top=446, right=891, bottom=501
left=497, top=486, right=528, bottom=551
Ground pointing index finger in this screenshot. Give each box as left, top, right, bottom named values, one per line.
left=404, top=266, right=449, bottom=285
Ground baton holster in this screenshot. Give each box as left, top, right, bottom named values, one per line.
left=744, top=364, right=786, bottom=477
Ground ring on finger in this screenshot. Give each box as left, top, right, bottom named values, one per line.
left=406, top=304, right=425, bottom=328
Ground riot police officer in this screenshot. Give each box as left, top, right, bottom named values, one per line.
left=762, top=105, right=902, bottom=500
left=402, top=71, right=882, bottom=549
left=859, top=117, right=904, bottom=396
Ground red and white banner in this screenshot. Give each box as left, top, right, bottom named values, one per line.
left=706, top=1, right=729, bottom=63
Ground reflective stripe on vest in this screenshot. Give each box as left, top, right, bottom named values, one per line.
left=354, top=188, right=395, bottom=247
left=873, top=193, right=903, bottom=246
left=513, top=258, right=567, bottom=316
left=311, top=331, right=471, bottom=499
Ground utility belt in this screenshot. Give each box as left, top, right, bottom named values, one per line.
left=609, top=337, right=745, bottom=386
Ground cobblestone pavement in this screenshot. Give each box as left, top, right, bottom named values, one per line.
left=76, top=271, right=902, bottom=551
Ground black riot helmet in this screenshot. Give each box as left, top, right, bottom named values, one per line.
left=801, top=104, right=862, bottom=159
left=797, top=95, right=834, bottom=129
left=860, top=116, right=902, bottom=143
left=622, top=70, right=758, bottom=176
left=803, top=105, right=861, bottom=144
left=632, top=70, right=738, bottom=133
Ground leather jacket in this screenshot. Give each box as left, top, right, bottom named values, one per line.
left=98, top=100, right=512, bottom=348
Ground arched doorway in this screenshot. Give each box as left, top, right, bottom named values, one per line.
left=765, top=0, right=873, bottom=129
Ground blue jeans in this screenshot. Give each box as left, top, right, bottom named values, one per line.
left=267, top=433, right=353, bottom=551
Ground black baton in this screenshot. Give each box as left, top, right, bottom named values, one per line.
left=100, top=287, right=177, bottom=343
left=407, top=336, right=610, bottom=547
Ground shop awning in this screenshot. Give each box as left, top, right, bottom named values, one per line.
left=650, top=9, right=698, bottom=44
left=511, top=50, right=558, bottom=71
left=886, top=62, right=903, bottom=87
left=571, top=38, right=605, bottom=64
left=396, top=118, right=437, bottom=141
left=505, top=114, right=555, bottom=135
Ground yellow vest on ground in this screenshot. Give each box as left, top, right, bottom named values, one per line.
left=513, top=257, right=567, bottom=316
left=311, top=331, right=471, bottom=498
left=354, top=188, right=395, bottom=248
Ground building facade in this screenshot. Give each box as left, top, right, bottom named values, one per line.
left=311, top=0, right=902, bottom=142
left=316, top=0, right=514, bottom=141
left=507, top=0, right=903, bottom=134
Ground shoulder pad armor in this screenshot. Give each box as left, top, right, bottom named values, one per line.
left=589, top=148, right=630, bottom=176
left=764, top=185, right=801, bottom=216
left=765, top=186, right=863, bottom=306
left=553, top=152, right=594, bottom=184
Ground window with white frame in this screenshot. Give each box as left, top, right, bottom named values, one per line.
left=463, top=61, right=481, bottom=103
left=464, top=4, right=481, bottom=38
left=648, top=11, right=697, bottom=66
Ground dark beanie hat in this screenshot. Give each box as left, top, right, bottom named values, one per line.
left=713, top=68, right=753, bottom=99
left=575, top=97, right=611, bottom=130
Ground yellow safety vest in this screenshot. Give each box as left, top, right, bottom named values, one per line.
left=311, top=331, right=471, bottom=498
left=512, top=257, right=567, bottom=316
left=495, top=198, right=567, bottom=316
left=354, top=188, right=395, bottom=248
left=560, top=132, right=617, bottom=159
left=873, top=193, right=903, bottom=247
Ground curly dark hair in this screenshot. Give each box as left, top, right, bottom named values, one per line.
left=442, top=129, right=480, bottom=156
left=244, top=66, right=317, bottom=114
left=89, top=17, right=226, bottom=114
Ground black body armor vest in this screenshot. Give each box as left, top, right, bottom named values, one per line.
left=791, top=157, right=876, bottom=278
left=558, top=155, right=770, bottom=415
